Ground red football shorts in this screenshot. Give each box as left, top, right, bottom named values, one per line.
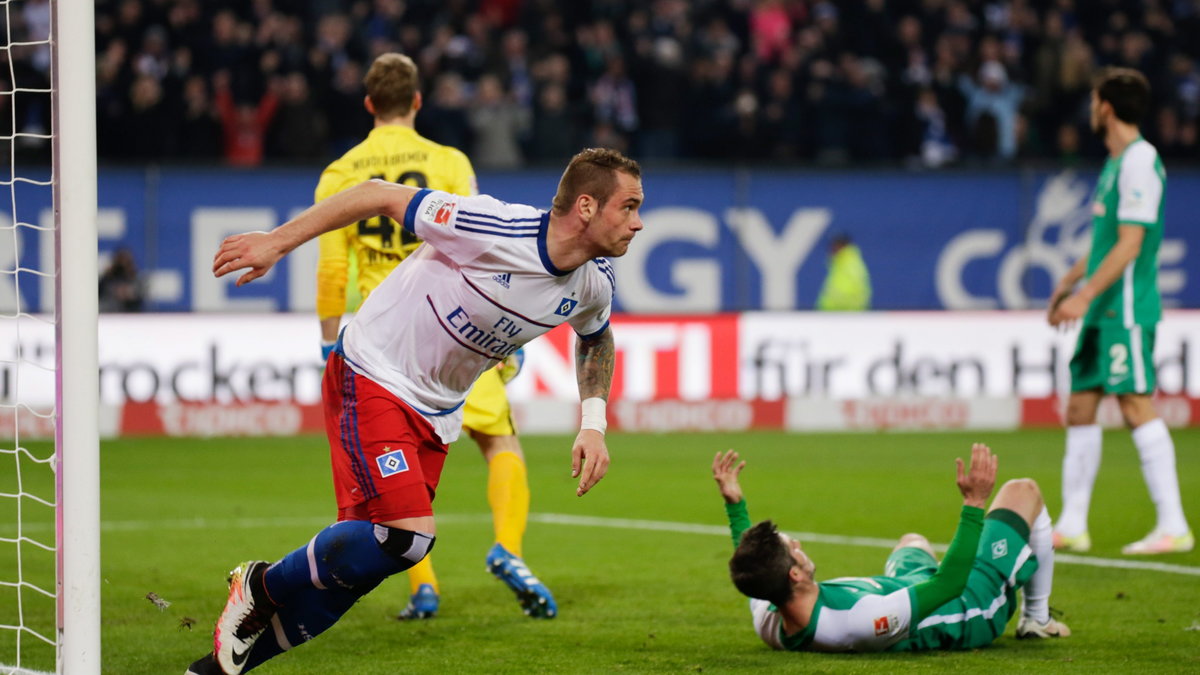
left=323, top=352, right=448, bottom=524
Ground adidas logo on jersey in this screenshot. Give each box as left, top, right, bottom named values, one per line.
left=493, top=272, right=512, bottom=289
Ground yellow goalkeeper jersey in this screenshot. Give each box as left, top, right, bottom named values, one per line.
left=315, top=125, right=477, bottom=319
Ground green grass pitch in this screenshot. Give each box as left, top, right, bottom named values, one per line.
left=2, top=428, right=1198, bottom=673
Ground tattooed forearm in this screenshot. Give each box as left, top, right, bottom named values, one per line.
left=576, top=326, right=615, bottom=401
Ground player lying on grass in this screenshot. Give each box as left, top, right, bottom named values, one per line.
left=712, top=444, right=1070, bottom=652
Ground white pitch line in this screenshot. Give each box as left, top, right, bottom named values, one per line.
left=0, top=663, right=55, bottom=675
left=2, top=512, right=1197, bottom=577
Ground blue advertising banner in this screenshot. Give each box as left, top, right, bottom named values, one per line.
left=1, top=166, right=1194, bottom=312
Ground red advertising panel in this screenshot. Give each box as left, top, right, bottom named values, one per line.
left=514, top=315, right=741, bottom=402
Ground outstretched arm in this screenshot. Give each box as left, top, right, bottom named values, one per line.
left=713, top=450, right=751, bottom=548
left=910, top=443, right=997, bottom=621
left=571, top=326, right=614, bottom=497
left=213, top=179, right=419, bottom=286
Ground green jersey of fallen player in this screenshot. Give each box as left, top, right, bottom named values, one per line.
left=727, top=499, right=1040, bottom=652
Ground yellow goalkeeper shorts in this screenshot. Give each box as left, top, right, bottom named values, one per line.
left=461, top=366, right=516, bottom=436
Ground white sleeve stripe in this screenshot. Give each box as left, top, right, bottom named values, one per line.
left=456, top=217, right=540, bottom=230
left=1116, top=142, right=1163, bottom=224
left=454, top=223, right=539, bottom=239
left=456, top=209, right=541, bottom=223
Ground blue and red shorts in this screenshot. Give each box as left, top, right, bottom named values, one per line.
left=323, top=352, right=448, bottom=524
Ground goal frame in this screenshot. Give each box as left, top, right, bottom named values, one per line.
left=51, top=0, right=99, bottom=673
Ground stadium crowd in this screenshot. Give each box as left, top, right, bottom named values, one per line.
left=6, top=0, right=1200, bottom=166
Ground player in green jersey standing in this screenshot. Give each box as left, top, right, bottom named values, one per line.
left=1048, top=67, right=1193, bottom=556
left=712, top=445, right=1069, bottom=653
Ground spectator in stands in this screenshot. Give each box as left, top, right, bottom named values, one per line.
left=417, top=71, right=472, bottom=152
left=175, top=74, right=222, bottom=160
left=468, top=73, right=529, bottom=169
left=683, top=51, right=737, bottom=160
left=1055, top=122, right=1083, bottom=167
left=528, top=83, right=580, bottom=163
left=326, top=60, right=374, bottom=155
left=842, top=54, right=890, bottom=160
left=493, top=29, right=534, bottom=110
left=629, top=35, right=687, bottom=159
left=758, top=67, right=803, bottom=160
left=213, top=70, right=278, bottom=167
left=268, top=72, right=328, bottom=160
left=915, top=88, right=958, bottom=168
left=1167, top=55, right=1200, bottom=122
left=748, top=0, right=792, bottom=65
left=124, top=74, right=172, bottom=160
left=959, top=60, right=1025, bottom=161
left=590, top=55, right=639, bottom=150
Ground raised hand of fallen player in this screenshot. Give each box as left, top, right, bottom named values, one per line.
left=955, top=443, right=997, bottom=509
left=571, top=429, right=609, bottom=497
left=712, top=449, right=746, bottom=505
left=212, top=231, right=286, bottom=286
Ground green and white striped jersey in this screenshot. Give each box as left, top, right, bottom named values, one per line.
left=1085, top=137, right=1165, bottom=328
left=751, top=577, right=917, bottom=652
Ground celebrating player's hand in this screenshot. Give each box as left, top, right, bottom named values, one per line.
left=955, top=443, right=997, bottom=509
left=212, top=231, right=286, bottom=286
left=571, top=429, right=609, bottom=497
left=712, top=449, right=746, bottom=505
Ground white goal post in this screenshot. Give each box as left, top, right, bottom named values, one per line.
left=52, top=0, right=99, bottom=673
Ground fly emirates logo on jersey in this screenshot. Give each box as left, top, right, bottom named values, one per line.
left=441, top=305, right=524, bottom=359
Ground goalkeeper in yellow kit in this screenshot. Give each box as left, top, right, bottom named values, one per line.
left=315, top=53, right=555, bottom=619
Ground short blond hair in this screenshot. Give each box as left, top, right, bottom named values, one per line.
left=365, top=53, right=418, bottom=119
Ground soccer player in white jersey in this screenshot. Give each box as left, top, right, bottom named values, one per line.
left=187, top=148, right=642, bottom=675
left=1048, top=67, right=1193, bottom=555
left=713, top=445, right=1070, bottom=653
left=316, top=54, right=558, bottom=619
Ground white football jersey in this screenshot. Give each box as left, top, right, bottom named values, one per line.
left=341, top=188, right=614, bottom=443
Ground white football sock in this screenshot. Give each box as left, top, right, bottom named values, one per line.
left=1023, top=506, right=1054, bottom=624
left=1057, top=424, right=1102, bottom=537
left=1132, top=418, right=1190, bottom=536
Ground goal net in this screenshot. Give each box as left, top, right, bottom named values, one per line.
left=0, top=1, right=98, bottom=673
